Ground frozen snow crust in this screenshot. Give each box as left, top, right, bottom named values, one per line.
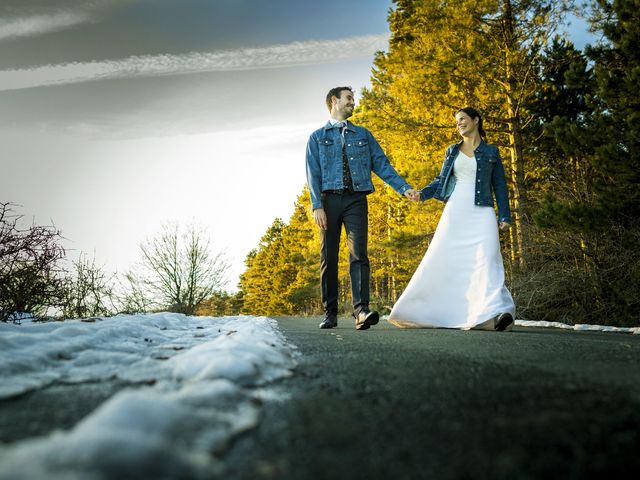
left=515, top=319, right=640, bottom=334
left=0, top=314, right=298, bottom=479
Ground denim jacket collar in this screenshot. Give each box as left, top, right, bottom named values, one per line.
left=323, top=120, right=354, bottom=133
left=452, top=139, right=488, bottom=154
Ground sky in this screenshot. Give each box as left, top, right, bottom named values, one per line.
left=0, top=1, right=595, bottom=292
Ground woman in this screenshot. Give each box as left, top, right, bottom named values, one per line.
left=387, top=107, right=515, bottom=331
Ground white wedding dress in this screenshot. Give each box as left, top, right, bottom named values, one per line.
left=388, top=151, right=515, bottom=329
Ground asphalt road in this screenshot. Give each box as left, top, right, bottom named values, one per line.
left=224, top=317, right=640, bottom=480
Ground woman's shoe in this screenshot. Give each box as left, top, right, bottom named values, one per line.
left=494, top=313, right=514, bottom=331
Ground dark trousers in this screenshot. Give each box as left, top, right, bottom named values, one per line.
left=320, top=192, right=370, bottom=315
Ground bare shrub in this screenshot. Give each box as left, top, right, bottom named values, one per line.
left=124, top=222, right=229, bottom=315
left=0, top=202, right=66, bottom=322
left=510, top=223, right=640, bottom=327
left=63, top=253, right=117, bottom=319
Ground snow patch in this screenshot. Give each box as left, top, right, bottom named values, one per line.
left=0, top=314, right=298, bottom=479
left=515, top=319, right=640, bottom=334
left=380, top=315, right=639, bottom=334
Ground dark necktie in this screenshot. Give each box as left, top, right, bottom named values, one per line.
left=336, top=122, right=353, bottom=192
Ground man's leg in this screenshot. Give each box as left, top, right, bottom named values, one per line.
left=320, top=193, right=343, bottom=319
left=343, top=193, right=370, bottom=314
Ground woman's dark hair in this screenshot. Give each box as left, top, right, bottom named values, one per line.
left=456, top=107, right=486, bottom=141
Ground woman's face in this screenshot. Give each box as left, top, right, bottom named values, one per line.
left=455, top=111, right=479, bottom=137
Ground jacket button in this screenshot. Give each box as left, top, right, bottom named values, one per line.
left=350, top=157, right=354, bottom=160
left=477, top=191, right=480, bottom=193
left=347, top=144, right=351, bottom=146
left=477, top=179, right=480, bottom=182
left=476, top=202, right=480, bottom=205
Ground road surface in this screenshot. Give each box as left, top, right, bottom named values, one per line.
left=225, top=316, right=640, bottom=479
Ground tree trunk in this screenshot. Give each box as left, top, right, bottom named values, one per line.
left=506, top=101, right=526, bottom=268
left=387, top=203, right=397, bottom=304
left=502, top=0, right=527, bottom=269
left=571, top=155, right=602, bottom=311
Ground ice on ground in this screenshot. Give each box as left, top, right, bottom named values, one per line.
left=515, top=319, right=640, bottom=334
left=0, top=313, right=296, bottom=399
left=380, top=315, right=639, bottom=334
left=0, top=314, right=298, bottom=479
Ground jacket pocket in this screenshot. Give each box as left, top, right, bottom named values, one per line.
left=347, top=138, right=369, bottom=154
left=349, top=138, right=370, bottom=170
left=319, top=138, right=335, bottom=164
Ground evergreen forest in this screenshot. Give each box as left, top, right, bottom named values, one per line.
left=207, top=0, right=640, bottom=327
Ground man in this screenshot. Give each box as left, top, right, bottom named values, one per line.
left=306, top=86, right=419, bottom=330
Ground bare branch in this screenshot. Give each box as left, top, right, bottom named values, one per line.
left=123, top=222, right=229, bottom=315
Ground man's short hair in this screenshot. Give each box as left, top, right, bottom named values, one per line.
left=326, top=86, right=354, bottom=112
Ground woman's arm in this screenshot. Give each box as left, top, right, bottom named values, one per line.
left=418, top=147, right=452, bottom=201
left=419, top=176, right=441, bottom=201
left=491, top=147, right=511, bottom=224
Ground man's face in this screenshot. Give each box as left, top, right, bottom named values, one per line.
left=333, top=90, right=355, bottom=118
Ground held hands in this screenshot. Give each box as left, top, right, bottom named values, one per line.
left=404, top=189, right=420, bottom=202
left=499, top=222, right=510, bottom=231
left=315, top=189, right=421, bottom=230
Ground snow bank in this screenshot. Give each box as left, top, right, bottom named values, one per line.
left=0, top=314, right=298, bottom=479
left=515, top=319, right=640, bottom=334
left=380, top=314, right=639, bottom=334
left=0, top=313, right=296, bottom=399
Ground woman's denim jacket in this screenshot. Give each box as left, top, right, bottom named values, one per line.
left=306, top=121, right=411, bottom=210
left=419, top=141, right=511, bottom=224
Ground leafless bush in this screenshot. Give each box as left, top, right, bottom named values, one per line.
left=124, top=222, right=230, bottom=315
left=119, top=270, right=154, bottom=314
left=62, top=252, right=117, bottom=319
left=0, top=202, right=67, bottom=322
left=510, top=222, right=640, bottom=327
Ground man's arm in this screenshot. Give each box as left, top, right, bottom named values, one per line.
left=305, top=134, right=323, bottom=211
left=367, top=130, right=416, bottom=197
left=306, top=133, right=330, bottom=229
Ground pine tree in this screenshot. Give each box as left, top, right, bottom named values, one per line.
left=237, top=0, right=639, bottom=325
left=529, top=1, right=640, bottom=324
left=355, top=0, right=572, bottom=303
left=584, top=0, right=640, bottom=223
left=280, top=190, right=322, bottom=315
left=239, top=219, right=287, bottom=315
left=238, top=190, right=324, bottom=316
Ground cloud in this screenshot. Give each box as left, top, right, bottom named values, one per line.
left=0, top=34, right=390, bottom=91
left=0, top=1, right=133, bottom=42
left=0, top=12, right=93, bottom=41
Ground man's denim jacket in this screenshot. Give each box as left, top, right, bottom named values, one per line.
left=419, top=140, right=511, bottom=224
left=306, top=121, right=411, bottom=210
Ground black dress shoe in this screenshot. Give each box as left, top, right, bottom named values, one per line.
left=319, top=314, right=338, bottom=329
left=354, top=308, right=379, bottom=330
left=494, top=312, right=514, bottom=331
